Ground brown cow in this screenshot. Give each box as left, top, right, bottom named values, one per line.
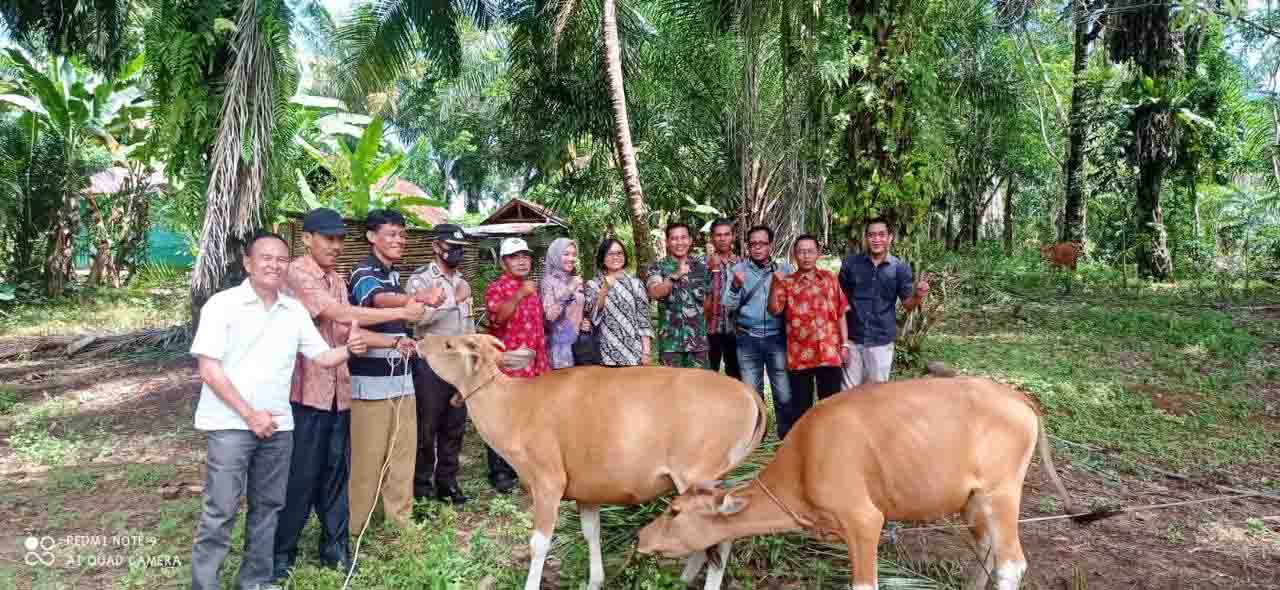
left=1040, top=241, right=1083, bottom=271
left=636, top=376, right=1073, bottom=590
left=415, top=333, right=767, bottom=590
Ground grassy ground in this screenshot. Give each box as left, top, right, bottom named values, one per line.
left=0, top=257, right=1277, bottom=589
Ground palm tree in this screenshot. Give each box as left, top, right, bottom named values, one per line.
left=0, top=0, right=141, bottom=75
left=338, top=0, right=657, bottom=274
left=1107, top=0, right=1176, bottom=280
left=1060, top=0, right=1098, bottom=245
left=182, top=0, right=300, bottom=314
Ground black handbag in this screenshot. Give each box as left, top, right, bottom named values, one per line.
left=572, top=331, right=602, bottom=366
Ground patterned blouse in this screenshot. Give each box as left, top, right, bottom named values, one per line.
left=584, top=273, right=653, bottom=366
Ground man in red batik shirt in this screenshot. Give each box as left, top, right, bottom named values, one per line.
left=767, top=234, right=850, bottom=439
left=482, top=237, right=549, bottom=492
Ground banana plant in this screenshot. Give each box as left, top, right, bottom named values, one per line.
left=0, top=48, right=149, bottom=296
left=295, top=115, right=444, bottom=226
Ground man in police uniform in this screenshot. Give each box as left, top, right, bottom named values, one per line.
left=406, top=224, right=476, bottom=505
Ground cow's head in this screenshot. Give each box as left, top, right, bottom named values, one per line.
left=636, top=481, right=747, bottom=558
left=415, top=335, right=534, bottom=403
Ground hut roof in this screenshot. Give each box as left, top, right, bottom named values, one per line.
left=85, top=167, right=168, bottom=195
left=480, top=197, right=569, bottom=228
left=373, top=178, right=450, bottom=226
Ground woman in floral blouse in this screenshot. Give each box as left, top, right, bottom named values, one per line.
left=584, top=238, right=653, bottom=366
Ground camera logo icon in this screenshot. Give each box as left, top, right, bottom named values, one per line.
left=24, top=536, right=56, bottom=567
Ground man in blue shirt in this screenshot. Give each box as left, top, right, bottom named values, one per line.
left=837, top=218, right=929, bottom=389
left=722, top=225, right=793, bottom=439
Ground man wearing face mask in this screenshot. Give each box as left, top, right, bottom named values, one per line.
left=405, top=224, right=475, bottom=506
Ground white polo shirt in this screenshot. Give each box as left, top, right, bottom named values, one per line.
left=189, top=279, right=332, bottom=432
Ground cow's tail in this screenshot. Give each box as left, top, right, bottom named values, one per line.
left=721, top=382, right=770, bottom=476
left=1036, top=415, right=1075, bottom=515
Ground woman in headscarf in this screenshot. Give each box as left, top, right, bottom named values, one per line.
left=541, top=237, right=588, bottom=369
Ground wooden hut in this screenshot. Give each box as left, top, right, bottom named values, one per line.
left=464, top=197, right=572, bottom=282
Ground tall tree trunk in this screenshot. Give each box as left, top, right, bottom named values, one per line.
left=190, top=0, right=277, bottom=322
left=1135, top=162, right=1174, bottom=280
left=1061, top=0, right=1090, bottom=244
left=847, top=0, right=913, bottom=223
left=601, top=0, right=654, bottom=277
left=1109, top=0, right=1177, bottom=281
left=945, top=195, right=957, bottom=251
left=1004, top=177, right=1017, bottom=255
left=86, top=194, right=114, bottom=287
left=45, top=187, right=80, bottom=297
left=465, top=186, right=481, bottom=214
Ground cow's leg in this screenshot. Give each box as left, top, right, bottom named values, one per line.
left=524, top=482, right=564, bottom=590
left=701, top=539, right=733, bottom=590
left=578, top=503, right=605, bottom=590
left=963, top=494, right=997, bottom=590
left=679, top=549, right=707, bottom=583
left=838, top=511, right=884, bottom=590
left=988, top=494, right=1027, bottom=590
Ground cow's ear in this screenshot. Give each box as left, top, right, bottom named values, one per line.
left=718, top=494, right=748, bottom=515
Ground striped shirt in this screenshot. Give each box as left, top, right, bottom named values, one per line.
left=347, top=253, right=413, bottom=400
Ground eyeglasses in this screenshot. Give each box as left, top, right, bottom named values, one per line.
left=866, top=231, right=890, bottom=239
left=605, top=251, right=625, bottom=258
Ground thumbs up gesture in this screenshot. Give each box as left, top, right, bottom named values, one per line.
left=346, top=320, right=368, bottom=355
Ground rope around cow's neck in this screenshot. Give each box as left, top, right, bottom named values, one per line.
left=456, top=368, right=502, bottom=404
left=754, top=478, right=815, bottom=529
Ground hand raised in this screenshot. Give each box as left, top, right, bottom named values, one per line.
left=519, top=280, right=538, bottom=299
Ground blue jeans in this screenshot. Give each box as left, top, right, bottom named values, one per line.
left=736, top=332, right=792, bottom=438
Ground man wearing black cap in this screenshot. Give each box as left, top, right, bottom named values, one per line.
left=405, top=223, right=475, bottom=506
left=272, top=208, right=426, bottom=582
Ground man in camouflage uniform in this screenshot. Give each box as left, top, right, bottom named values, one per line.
left=645, top=222, right=711, bottom=368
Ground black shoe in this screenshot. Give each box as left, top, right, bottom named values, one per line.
left=491, top=474, right=517, bottom=494
left=436, top=482, right=470, bottom=505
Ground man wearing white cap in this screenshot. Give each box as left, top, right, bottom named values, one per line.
left=481, top=237, right=549, bottom=492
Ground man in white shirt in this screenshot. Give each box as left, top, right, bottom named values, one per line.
left=189, top=232, right=366, bottom=590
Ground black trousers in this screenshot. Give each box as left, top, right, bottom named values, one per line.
left=411, top=357, right=467, bottom=495
left=272, top=405, right=349, bottom=580
left=782, top=366, right=844, bottom=438
left=708, top=332, right=741, bottom=379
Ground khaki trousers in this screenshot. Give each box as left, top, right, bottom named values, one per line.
left=349, top=396, right=417, bottom=536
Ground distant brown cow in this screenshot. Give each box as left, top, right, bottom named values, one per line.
left=1040, top=241, right=1082, bottom=271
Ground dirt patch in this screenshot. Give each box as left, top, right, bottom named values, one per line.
left=889, top=457, right=1280, bottom=589
left=1125, top=383, right=1200, bottom=416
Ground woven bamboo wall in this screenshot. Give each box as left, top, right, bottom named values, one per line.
left=282, top=215, right=570, bottom=325
left=282, top=217, right=464, bottom=279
